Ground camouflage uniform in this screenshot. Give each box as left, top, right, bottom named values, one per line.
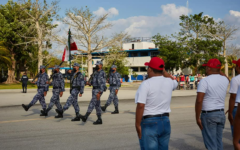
left=57, top=63, right=85, bottom=121
left=101, top=65, right=121, bottom=114
left=22, top=65, right=49, bottom=114
left=80, top=61, right=106, bottom=125
left=47, top=65, right=65, bottom=114
left=106, top=72, right=121, bottom=106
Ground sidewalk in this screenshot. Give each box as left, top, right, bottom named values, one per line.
left=0, top=87, right=197, bottom=107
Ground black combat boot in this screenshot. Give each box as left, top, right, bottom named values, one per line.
left=40, top=108, right=47, bottom=116
left=80, top=112, right=90, bottom=122
left=101, top=104, right=108, bottom=112
left=41, top=108, right=51, bottom=116
left=22, top=104, right=30, bottom=111
left=111, top=106, right=119, bottom=114
left=55, top=109, right=63, bottom=118
left=93, top=114, right=102, bottom=125
left=71, top=112, right=81, bottom=121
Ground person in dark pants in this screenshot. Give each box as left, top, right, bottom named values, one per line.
left=21, top=72, right=28, bottom=93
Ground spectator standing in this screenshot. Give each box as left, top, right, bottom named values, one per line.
left=233, top=87, right=240, bottom=149
left=135, top=57, right=178, bottom=150
left=195, top=74, right=198, bottom=89
left=180, top=73, right=185, bottom=90
left=21, top=72, right=28, bottom=93
left=189, top=74, right=195, bottom=90
left=195, top=59, right=229, bottom=150
left=186, top=75, right=189, bottom=85
left=228, top=59, right=240, bottom=146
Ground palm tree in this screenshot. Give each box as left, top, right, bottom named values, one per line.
left=0, top=41, right=11, bottom=66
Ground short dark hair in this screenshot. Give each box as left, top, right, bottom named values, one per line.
left=150, top=67, right=163, bottom=74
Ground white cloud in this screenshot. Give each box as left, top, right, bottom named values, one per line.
left=161, top=4, right=191, bottom=19
left=229, top=10, right=240, bottom=17
left=102, top=4, right=191, bottom=37
left=93, top=7, right=119, bottom=17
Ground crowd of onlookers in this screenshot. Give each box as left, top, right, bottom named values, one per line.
left=171, top=73, right=206, bottom=90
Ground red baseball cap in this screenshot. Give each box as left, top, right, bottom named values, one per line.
left=202, top=58, right=221, bottom=69
left=232, top=59, right=240, bottom=67
left=144, top=57, right=165, bottom=70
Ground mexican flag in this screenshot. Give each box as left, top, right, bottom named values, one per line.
left=62, top=45, right=69, bottom=62
left=62, top=34, right=78, bottom=62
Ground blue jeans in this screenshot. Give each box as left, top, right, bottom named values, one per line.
left=139, top=116, right=171, bottom=150
left=231, top=107, right=240, bottom=143
left=201, top=111, right=225, bottom=150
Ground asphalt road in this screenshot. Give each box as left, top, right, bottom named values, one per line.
left=0, top=96, right=233, bottom=150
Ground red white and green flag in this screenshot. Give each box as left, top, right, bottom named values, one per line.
left=62, top=35, right=78, bottom=62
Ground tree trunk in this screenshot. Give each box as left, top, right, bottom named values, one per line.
left=87, top=53, right=92, bottom=78
left=87, top=37, right=92, bottom=78
left=5, top=52, right=17, bottom=83
left=232, top=67, right=235, bottom=77
left=36, top=21, right=43, bottom=72
left=223, top=41, right=228, bottom=76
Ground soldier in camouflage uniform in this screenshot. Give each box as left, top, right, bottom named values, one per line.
left=22, top=65, right=49, bottom=116
left=55, top=63, right=85, bottom=121
left=80, top=61, right=107, bottom=125
left=41, top=65, right=65, bottom=117
left=101, top=65, right=121, bottom=114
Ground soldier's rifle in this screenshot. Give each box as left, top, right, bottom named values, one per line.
left=32, top=60, right=52, bottom=82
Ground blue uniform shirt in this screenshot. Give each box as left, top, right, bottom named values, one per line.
left=36, top=72, right=49, bottom=92
left=109, top=71, right=121, bottom=89
left=91, top=69, right=106, bottom=93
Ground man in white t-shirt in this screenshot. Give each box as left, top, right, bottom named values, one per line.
left=135, top=57, right=178, bottom=150
left=228, top=59, right=240, bottom=138
left=234, top=86, right=240, bottom=149
left=195, top=58, right=229, bottom=150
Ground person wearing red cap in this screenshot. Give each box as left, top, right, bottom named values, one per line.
left=227, top=59, right=240, bottom=142
left=135, top=57, right=178, bottom=150
left=234, top=90, right=240, bottom=149
left=195, top=58, right=229, bottom=150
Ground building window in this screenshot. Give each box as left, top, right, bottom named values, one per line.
left=132, top=44, right=134, bottom=49
left=131, top=67, right=138, bottom=72
left=151, top=51, right=159, bottom=57
left=140, top=67, right=147, bottom=72
left=140, top=52, right=148, bottom=56
left=131, top=52, right=138, bottom=57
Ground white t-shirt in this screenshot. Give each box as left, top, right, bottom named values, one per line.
left=135, top=76, right=178, bottom=116
left=235, top=85, right=240, bottom=104
left=197, top=74, right=229, bottom=111
left=229, top=74, right=240, bottom=106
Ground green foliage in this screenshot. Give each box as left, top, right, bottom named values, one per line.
left=132, top=72, right=138, bottom=81
left=0, top=41, right=11, bottom=66
left=103, top=47, right=129, bottom=76
left=153, top=34, right=188, bottom=71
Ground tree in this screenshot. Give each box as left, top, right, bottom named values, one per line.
left=206, top=21, right=239, bottom=76
left=0, top=1, right=37, bottom=83
left=178, top=12, right=224, bottom=72
left=153, top=34, right=188, bottom=71
left=62, top=7, right=126, bottom=78
left=18, top=0, right=59, bottom=71
left=0, top=41, right=11, bottom=66
left=132, top=72, right=138, bottom=82
left=103, top=47, right=129, bottom=76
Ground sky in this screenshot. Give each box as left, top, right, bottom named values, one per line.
left=1, top=0, right=240, bottom=49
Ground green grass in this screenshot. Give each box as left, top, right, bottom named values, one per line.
left=0, top=82, right=131, bottom=89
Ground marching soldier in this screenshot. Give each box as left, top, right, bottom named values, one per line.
left=80, top=61, right=107, bottom=125
left=22, top=65, right=49, bottom=116
left=55, top=63, right=85, bottom=121
left=101, top=65, right=121, bottom=114
left=21, top=72, right=28, bottom=93
left=41, top=65, right=65, bottom=117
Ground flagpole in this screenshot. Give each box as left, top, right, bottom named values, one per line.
left=68, top=29, right=72, bottom=91
left=68, top=29, right=71, bottom=70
